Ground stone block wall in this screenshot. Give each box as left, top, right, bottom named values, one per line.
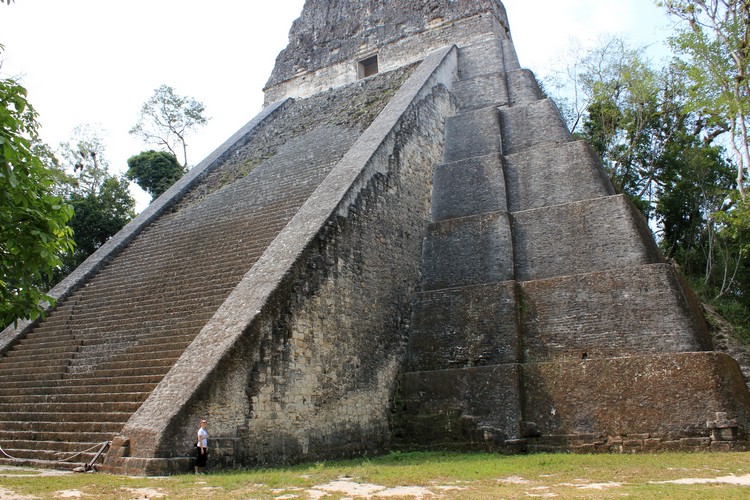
left=519, top=264, right=712, bottom=362
left=216, top=83, right=456, bottom=467
left=521, top=353, right=750, bottom=452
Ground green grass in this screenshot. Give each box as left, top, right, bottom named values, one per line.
left=1, top=451, right=750, bottom=498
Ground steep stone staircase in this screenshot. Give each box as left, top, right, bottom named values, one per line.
left=0, top=121, right=355, bottom=470
left=397, top=38, right=713, bottom=449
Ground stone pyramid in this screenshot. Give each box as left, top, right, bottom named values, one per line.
left=0, top=0, right=748, bottom=475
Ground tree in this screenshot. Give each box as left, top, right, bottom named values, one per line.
left=545, top=37, right=741, bottom=298
left=126, top=150, right=184, bottom=200
left=55, top=126, right=135, bottom=278
left=129, top=85, right=209, bottom=168
left=658, top=0, right=750, bottom=198
left=0, top=77, right=74, bottom=326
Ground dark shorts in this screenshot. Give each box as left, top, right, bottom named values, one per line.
left=195, top=446, right=208, bottom=467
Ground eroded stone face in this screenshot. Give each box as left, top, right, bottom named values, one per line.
left=263, top=0, right=509, bottom=103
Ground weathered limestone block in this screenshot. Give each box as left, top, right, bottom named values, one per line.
left=453, top=73, right=509, bottom=111
left=504, top=140, right=615, bottom=212
left=506, top=69, right=542, bottom=106
left=500, top=37, right=522, bottom=71
left=511, top=194, right=663, bottom=281
left=499, top=98, right=571, bottom=154
left=431, top=153, right=507, bottom=222
left=519, top=263, right=712, bottom=362
left=521, top=352, right=750, bottom=441
left=398, top=364, right=523, bottom=448
left=443, top=106, right=502, bottom=163
left=458, top=38, right=507, bottom=80
left=408, top=281, right=520, bottom=371
left=421, top=211, right=514, bottom=290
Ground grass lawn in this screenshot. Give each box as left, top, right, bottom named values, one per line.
left=1, top=450, right=750, bottom=498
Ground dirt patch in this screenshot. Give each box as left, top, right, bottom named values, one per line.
left=654, top=473, right=750, bottom=486
left=120, top=488, right=166, bottom=499
left=305, top=478, right=434, bottom=498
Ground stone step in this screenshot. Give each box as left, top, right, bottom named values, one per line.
left=408, top=281, right=520, bottom=371
left=503, top=140, right=614, bottom=213
left=0, top=430, right=113, bottom=444
left=79, top=270, right=241, bottom=298
left=0, top=411, right=131, bottom=424
left=430, top=153, right=506, bottom=222
left=13, top=335, right=80, bottom=350
left=458, top=38, right=506, bottom=80
left=0, top=456, right=85, bottom=471
left=0, top=382, right=156, bottom=397
left=69, top=349, right=185, bottom=370
left=64, top=364, right=169, bottom=380
left=505, top=69, right=542, bottom=106
left=0, top=360, right=70, bottom=376
left=0, top=373, right=162, bottom=391
left=0, top=401, right=142, bottom=414
left=0, top=446, right=98, bottom=464
left=421, top=211, right=514, bottom=291
left=97, top=351, right=182, bottom=370
left=453, top=72, right=508, bottom=111
left=64, top=301, right=221, bottom=327
left=498, top=98, right=571, bottom=155
left=66, top=284, right=232, bottom=312
left=0, top=420, right=123, bottom=434
left=518, top=263, right=712, bottom=362
left=398, top=365, right=523, bottom=448
left=0, top=391, right=148, bottom=405
left=442, top=106, right=502, bottom=164
left=90, top=230, right=277, bottom=273
left=511, top=195, right=662, bottom=281
left=1, top=439, right=108, bottom=455
left=0, top=372, right=64, bottom=384
left=3, top=343, right=80, bottom=360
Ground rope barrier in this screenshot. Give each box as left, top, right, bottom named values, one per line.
left=0, top=444, right=19, bottom=461
left=57, top=441, right=109, bottom=462
left=0, top=440, right=111, bottom=466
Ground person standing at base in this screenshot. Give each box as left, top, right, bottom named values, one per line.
left=195, top=419, right=208, bottom=473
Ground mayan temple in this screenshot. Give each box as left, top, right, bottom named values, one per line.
left=2, top=0, right=750, bottom=475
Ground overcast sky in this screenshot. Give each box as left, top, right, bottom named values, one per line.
left=0, top=0, right=674, bottom=210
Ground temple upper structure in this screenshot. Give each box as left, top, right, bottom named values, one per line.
left=263, top=0, right=512, bottom=103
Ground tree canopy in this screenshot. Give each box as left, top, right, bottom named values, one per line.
left=129, top=85, right=209, bottom=168
left=0, top=77, right=74, bottom=326
left=126, top=150, right=184, bottom=200
left=55, top=126, right=135, bottom=277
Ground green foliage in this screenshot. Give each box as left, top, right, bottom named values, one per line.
left=54, top=126, right=135, bottom=280
left=60, top=177, right=134, bottom=276
left=130, top=85, right=209, bottom=168
left=126, top=150, right=184, bottom=200
left=658, top=0, right=750, bottom=197
left=0, top=77, right=74, bottom=326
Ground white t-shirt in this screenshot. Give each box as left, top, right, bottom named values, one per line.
left=197, top=427, right=208, bottom=448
